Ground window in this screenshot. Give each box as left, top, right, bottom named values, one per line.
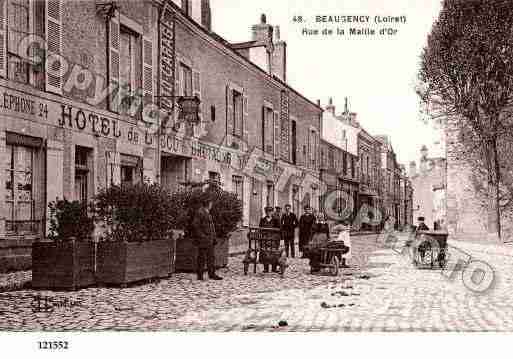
left=266, top=181, right=274, bottom=207
left=211, top=105, right=216, bottom=122
left=232, top=175, right=243, bottom=201
left=291, top=120, right=297, bottom=165
left=5, top=143, right=37, bottom=234
left=209, top=171, right=220, bottom=184
left=120, top=154, right=141, bottom=186
left=119, top=26, right=140, bottom=114
left=343, top=152, right=347, bottom=176
left=351, top=157, right=355, bottom=178
left=328, top=148, right=334, bottom=169
left=74, top=146, right=92, bottom=203
left=179, top=62, right=192, bottom=97
left=292, top=185, right=300, bottom=216
left=233, top=90, right=243, bottom=137
left=7, top=0, right=30, bottom=84
left=262, top=106, right=273, bottom=153
left=310, top=130, right=317, bottom=166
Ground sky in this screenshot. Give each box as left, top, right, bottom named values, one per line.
left=210, top=0, right=445, bottom=166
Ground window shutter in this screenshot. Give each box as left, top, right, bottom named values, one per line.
left=142, top=36, right=153, bottom=104
left=174, top=59, right=181, bottom=129
left=243, top=95, right=248, bottom=143
left=261, top=106, right=265, bottom=151
left=192, top=69, right=200, bottom=98
left=175, top=58, right=181, bottom=96
left=226, top=85, right=233, bottom=136
left=45, top=0, right=63, bottom=94
left=192, top=69, right=204, bottom=137
left=108, top=11, right=120, bottom=111
left=0, top=0, right=6, bottom=78
left=273, top=111, right=280, bottom=158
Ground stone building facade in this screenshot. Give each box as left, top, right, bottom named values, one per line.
left=319, top=138, right=359, bottom=221
left=409, top=145, right=446, bottom=231
left=0, top=0, right=324, bottom=271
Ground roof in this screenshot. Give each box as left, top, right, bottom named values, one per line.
left=230, top=40, right=266, bottom=49
left=165, top=1, right=323, bottom=112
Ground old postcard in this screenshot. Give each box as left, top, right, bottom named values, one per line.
left=0, top=0, right=512, bottom=355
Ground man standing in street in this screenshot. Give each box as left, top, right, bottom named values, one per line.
left=417, top=216, right=429, bottom=231
left=273, top=206, right=282, bottom=225
left=191, top=197, right=223, bottom=281
left=280, top=204, right=298, bottom=258
left=299, top=205, right=316, bottom=258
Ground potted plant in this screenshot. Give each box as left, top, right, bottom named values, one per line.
left=32, top=199, right=95, bottom=290
left=93, top=182, right=176, bottom=286
left=171, top=180, right=243, bottom=272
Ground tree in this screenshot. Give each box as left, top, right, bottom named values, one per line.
left=417, top=0, right=513, bottom=239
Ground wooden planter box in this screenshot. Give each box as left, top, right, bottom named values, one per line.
left=96, top=238, right=176, bottom=286
left=32, top=241, right=95, bottom=291
left=175, top=237, right=229, bottom=273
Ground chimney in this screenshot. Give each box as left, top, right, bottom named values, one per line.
left=274, top=25, right=280, bottom=42
left=349, top=112, right=357, bottom=124
left=201, top=0, right=212, bottom=31
left=271, top=26, right=287, bottom=81
left=420, top=144, right=428, bottom=160
left=409, top=161, right=417, bottom=177
left=325, top=97, right=336, bottom=115
left=344, top=97, right=349, bottom=114
left=252, top=14, right=273, bottom=45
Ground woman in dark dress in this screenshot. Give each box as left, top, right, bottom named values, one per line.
left=307, top=213, right=330, bottom=273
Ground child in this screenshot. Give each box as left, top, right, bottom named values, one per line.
left=330, top=221, right=351, bottom=268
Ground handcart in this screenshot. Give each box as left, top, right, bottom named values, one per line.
left=243, top=227, right=287, bottom=276
left=410, top=230, right=448, bottom=269
left=315, top=246, right=348, bottom=276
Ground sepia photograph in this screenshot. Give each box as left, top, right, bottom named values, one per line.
left=0, top=0, right=513, bottom=355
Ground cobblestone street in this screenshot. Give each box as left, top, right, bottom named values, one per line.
left=1, top=233, right=513, bottom=331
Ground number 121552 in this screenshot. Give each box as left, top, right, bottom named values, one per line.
left=38, top=341, right=69, bottom=350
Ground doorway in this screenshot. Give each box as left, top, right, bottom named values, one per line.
left=250, top=178, right=262, bottom=227
left=160, top=154, right=191, bottom=193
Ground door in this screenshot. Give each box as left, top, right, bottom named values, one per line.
left=161, top=155, right=189, bottom=193
left=250, top=178, right=262, bottom=227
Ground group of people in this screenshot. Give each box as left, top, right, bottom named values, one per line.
left=188, top=197, right=353, bottom=281
left=259, top=204, right=320, bottom=258
left=258, top=204, right=352, bottom=273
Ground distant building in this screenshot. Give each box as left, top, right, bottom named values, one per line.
left=410, top=145, right=447, bottom=230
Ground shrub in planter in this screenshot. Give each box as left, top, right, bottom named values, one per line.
left=171, top=180, right=243, bottom=272
left=32, top=199, right=95, bottom=290
left=93, top=182, right=176, bottom=286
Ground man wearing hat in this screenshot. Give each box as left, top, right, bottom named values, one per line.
left=299, top=205, right=316, bottom=258
left=417, top=217, right=429, bottom=231
left=281, top=204, right=298, bottom=258
left=260, top=206, right=280, bottom=229
left=273, top=206, right=282, bottom=224
left=260, top=206, right=280, bottom=272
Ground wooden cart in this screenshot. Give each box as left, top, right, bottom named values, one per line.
left=411, top=230, right=448, bottom=269
left=313, top=246, right=348, bottom=276
left=243, top=227, right=287, bottom=276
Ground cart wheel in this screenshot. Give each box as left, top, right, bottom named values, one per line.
left=243, top=263, right=249, bottom=275
left=438, top=251, right=447, bottom=269
left=330, top=256, right=340, bottom=276
left=279, top=264, right=286, bottom=276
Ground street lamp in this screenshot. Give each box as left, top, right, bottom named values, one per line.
left=153, top=95, right=202, bottom=132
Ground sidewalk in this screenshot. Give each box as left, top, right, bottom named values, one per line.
left=0, top=235, right=381, bottom=331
